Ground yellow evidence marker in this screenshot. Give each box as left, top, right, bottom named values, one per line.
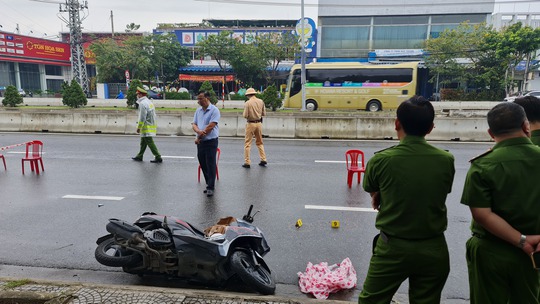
left=295, top=219, right=303, bottom=228
left=331, top=220, right=340, bottom=228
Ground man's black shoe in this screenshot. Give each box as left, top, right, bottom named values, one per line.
left=206, top=190, right=214, bottom=197
left=150, top=158, right=163, bottom=163
left=242, top=164, right=251, bottom=168
left=259, top=161, right=268, bottom=167
left=132, top=157, right=143, bottom=161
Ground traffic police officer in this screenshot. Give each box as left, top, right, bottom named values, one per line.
left=461, top=102, right=540, bottom=303
left=359, top=96, right=455, bottom=304
left=132, top=87, right=162, bottom=163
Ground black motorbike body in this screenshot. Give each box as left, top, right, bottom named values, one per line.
left=95, top=206, right=275, bottom=295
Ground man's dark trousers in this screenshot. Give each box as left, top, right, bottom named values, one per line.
left=197, top=138, right=218, bottom=190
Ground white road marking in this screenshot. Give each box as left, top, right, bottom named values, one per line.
left=162, top=156, right=195, bottom=159
left=305, top=204, right=377, bottom=213
left=63, top=195, right=124, bottom=201
left=314, top=160, right=346, bottom=163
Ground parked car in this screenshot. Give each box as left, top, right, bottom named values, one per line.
left=147, top=89, right=163, bottom=100
left=18, top=89, right=26, bottom=97
left=504, top=90, right=540, bottom=102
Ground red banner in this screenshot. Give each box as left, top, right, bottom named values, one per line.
left=179, top=74, right=235, bottom=82
left=0, top=32, right=70, bottom=64
left=83, top=42, right=96, bottom=65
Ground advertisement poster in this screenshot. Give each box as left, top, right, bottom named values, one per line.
left=0, top=31, right=70, bottom=65
left=182, top=32, right=194, bottom=45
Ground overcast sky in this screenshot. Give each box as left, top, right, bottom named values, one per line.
left=0, top=0, right=318, bottom=39
left=0, top=0, right=538, bottom=40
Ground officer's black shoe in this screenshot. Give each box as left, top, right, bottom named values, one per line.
left=259, top=161, right=267, bottom=167
left=132, top=157, right=143, bottom=161
left=242, top=163, right=251, bottom=168
left=150, top=158, right=163, bottom=163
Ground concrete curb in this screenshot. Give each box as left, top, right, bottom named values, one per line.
left=0, top=278, right=348, bottom=304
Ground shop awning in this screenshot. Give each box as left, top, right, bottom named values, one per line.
left=179, top=65, right=293, bottom=73
left=179, top=74, right=235, bottom=82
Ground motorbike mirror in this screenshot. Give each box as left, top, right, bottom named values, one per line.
left=162, top=216, right=170, bottom=232
left=242, top=205, right=259, bottom=223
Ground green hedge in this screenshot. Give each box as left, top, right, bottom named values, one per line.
left=164, top=92, right=191, bottom=100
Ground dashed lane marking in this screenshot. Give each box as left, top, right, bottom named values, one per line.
left=63, top=195, right=124, bottom=201
left=305, top=204, right=377, bottom=213
left=314, top=160, right=346, bottom=163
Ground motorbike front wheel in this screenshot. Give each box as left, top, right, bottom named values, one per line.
left=95, top=238, right=142, bottom=267
left=230, top=250, right=276, bottom=295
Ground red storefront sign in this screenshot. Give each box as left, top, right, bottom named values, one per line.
left=0, top=32, right=71, bottom=66
left=83, top=42, right=96, bottom=65
left=179, top=74, right=235, bottom=82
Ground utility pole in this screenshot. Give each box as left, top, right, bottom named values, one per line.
left=59, top=0, right=90, bottom=97
left=110, top=10, right=114, bottom=37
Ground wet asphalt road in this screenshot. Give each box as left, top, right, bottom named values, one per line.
left=0, top=132, right=493, bottom=301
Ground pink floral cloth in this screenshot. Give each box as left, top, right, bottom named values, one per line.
left=297, top=257, right=357, bottom=300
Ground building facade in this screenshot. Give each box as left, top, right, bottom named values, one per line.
left=317, top=0, right=495, bottom=60
left=0, top=32, right=72, bottom=95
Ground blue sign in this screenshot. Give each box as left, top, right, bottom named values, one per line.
left=294, top=17, right=318, bottom=62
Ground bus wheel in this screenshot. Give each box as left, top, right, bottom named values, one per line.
left=366, top=100, right=381, bottom=112
left=306, top=100, right=318, bottom=111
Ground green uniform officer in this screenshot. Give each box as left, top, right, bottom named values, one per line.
left=132, top=87, right=163, bottom=163
left=359, top=96, right=455, bottom=304
left=461, top=102, right=540, bottom=304
left=514, top=96, right=540, bottom=146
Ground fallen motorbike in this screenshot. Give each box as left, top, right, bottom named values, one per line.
left=94, top=205, right=275, bottom=295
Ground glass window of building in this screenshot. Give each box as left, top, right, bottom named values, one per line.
left=45, top=65, right=63, bottom=76
left=373, top=25, right=427, bottom=49
left=0, top=62, right=16, bottom=87
left=19, top=63, right=41, bottom=91
left=46, top=79, right=64, bottom=93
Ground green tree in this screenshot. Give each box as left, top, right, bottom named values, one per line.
left=227, top=43, right=267, bottom=87
left=146, top=33, right=191, bottom=84
left=62, top=79, right=87, bottom=108
left=256, top=32, right=300, bottom=85
left=2, top=85, right=23, bottom=107
left=196, top=31, right=238, bottom=94
left=261, top=84, right=282, bottom=111
left=127, top=79, right=143, bottom=107
left=90, top=35, right=190, bottom=84
left=424, top=23, right=505, bottom=100
left=490, top=23, right=540, bottom=94
left=125, top=23, right=140, bottom=33
left=199, top=81, right=218, bottom=104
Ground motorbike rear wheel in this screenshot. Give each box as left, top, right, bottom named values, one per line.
left=230, top=250, right=275, bottom=295
left=95, top=238, right=142, bottom=267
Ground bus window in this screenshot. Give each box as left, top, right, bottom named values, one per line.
left=290, top=69, right=301, bottom=97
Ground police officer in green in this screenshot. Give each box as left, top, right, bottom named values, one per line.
left=514, top=95, right=540, bottom=146
left=461, top=102, right=540, bottom=304
left=131, top=87, right=163, bottom=163
left=359, top=96, right=455, bottom=304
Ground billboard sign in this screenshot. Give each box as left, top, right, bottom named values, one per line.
left=0, top=32, right=71, bottom=64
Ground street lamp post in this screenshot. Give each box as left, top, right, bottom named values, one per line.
left=300, top=0, right=306, bottom=111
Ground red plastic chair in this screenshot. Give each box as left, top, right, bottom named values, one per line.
left=22, top=140, right=44, bottom=174
left=345, top=149, right=365, bottom=188
left=198, top=147, right=220, bottom=182
left=0, top=153, right=5, bottom=170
